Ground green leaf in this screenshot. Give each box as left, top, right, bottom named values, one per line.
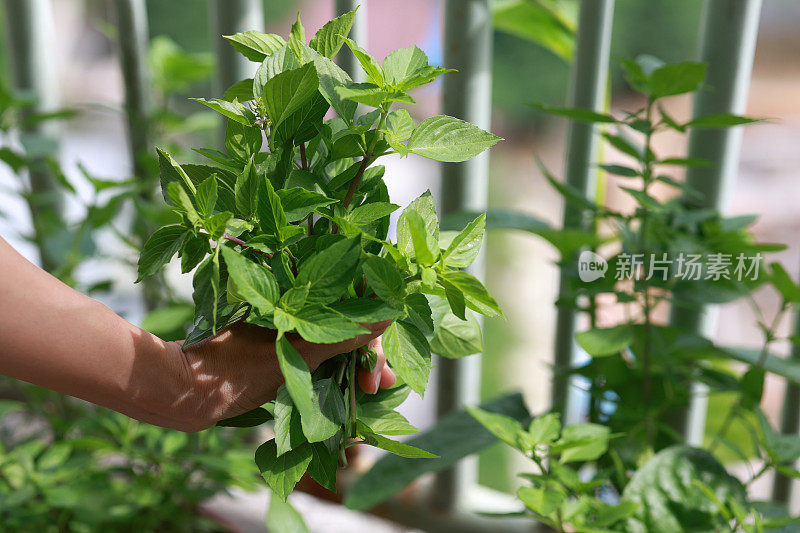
left=266, top=495, right=309, bottom=533
left=347, top=202, right=400, bottom=226
left=755, top=408, right=800, bottom=464
left=402, top=293, right=432, bottom=334
left=274, top=385, right=306, bottom=455
left=771, top=263, right=800, bottom=303
left=360, top=350, right=377, bottom=373
left=221, top=246, right=279, bottom=314
left=430, top=312, right=483, bottom=359
left=441, top=270, right=502, bottom=318
left=307, top=441, right=339, bottom=492
left=439, top=277, right=466, bottom=320
left=722, top=346, right=800, bottom=387
left=167, top=182, right=201, bottom=226
left=345, top=393, right=530, bottom=511
left=309, top=8, right=357, bottom=58
left=277, top=187, right=336, bottom=222
left=602, top=132, right=643, bottom=160
left=576, top=325, right=633, bottom=357
left=741, top=366, right=766, bottom=408
left=275, top=336, right=317, bottom=436
left=148, top=36, right=214, bottom=94
left=531, top=102, right=616, bottom=123
left=290, top=13, right=305, bottom=47
left=405, top=210, right=437, bottom=266
left=290, top=305, right=368, bottom=343
left=357, top=423, right=437, bottom=458
left=407, top=115, right=501, bottom=162
left=341, top=37, right=384, bottom=86
left=256, top=176, right=288, bottom=238
left=137, top=225, right=187, bottom=281
left=442, top=213, right=485, bottom=268
left=621, top=446, right=746, bottom=533
left=335, top=82, right=414, bottom=108
left=528, top=413, right=561, bottom=445
left=204, top=211, right=233, bottom=240
left=382, top=45, right=429, bottom=86
left=225, top=119, right=262, bottom=162
left=254, top=46, right=301, bottom=98
left=383, top=109, right=414, bottom=142
left=649, top=62, right=706, bottom=98
left=190, top=98, right=253, bottom=125
left=685, top=113, right=764, bottom=128
left=363, top=254, right=406, bottom=306
left=195, top=175, right=218, bottom=217
left=327, top=298, right=403, bottom=322
left=233, top=157, right=259, bottom=217
left=304, top=47, right=357, bottom=123
left=280, top=284, right=310, bottom=312
left=273, top=91, right=330, bottom=146
left=553, top=423, right=610, bottom=463
left=192, top=252, right=222, bottom=334
left=397, top=190, right=439, bottom=259
left=303, top=378, right=347, bottom=442
left=222, top=78, right=255, bottom=102
left=262, top=62, right=320, bottom=129
left=184, top=303, right=247, bottom=348
left=294, top=236, right=361, bottom=304
left=492, top=0, right=575, bottom=61
left=658, top=157, right=713, bottom=167
left=255, top=439, right=312, bottom=501
left=517, top=486, right=565, bottom=518
left=598, top=163, right=639, bottom=177
left=216, top=407, right=273, bottom=428
left=466, top=406, right=526, bottom=451
left=224, top=31, right=286, bottom=62
left=358, top=404, right=418, bottom=436
left=382, top=321, right=431, bottom=395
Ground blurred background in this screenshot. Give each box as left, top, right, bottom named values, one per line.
left=1, top=0, right=799, bottom=530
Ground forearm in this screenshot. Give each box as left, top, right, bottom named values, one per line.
left=0, top=237, right=192, bottom=429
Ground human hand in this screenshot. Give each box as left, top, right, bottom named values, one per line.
left=165, top=321, right=395, bottom=431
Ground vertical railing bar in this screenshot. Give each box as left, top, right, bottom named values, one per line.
left=773, top=261, right=800, bottom=503
left=114, top=0, right=150, bottom=182
left=670, top=0, right=762, bottom=446
left=209, top=0, right=265, bottom=141
left=114, top=0, right=163, bottom=310
left=2, top=0, right=62, bottom=272
left=550, top=0, right=615, bottom=419
left=335, top=0, right=368, bottom=83
left=433, top=0, right=493, bottom=513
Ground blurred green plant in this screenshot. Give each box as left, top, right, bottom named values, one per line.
left=347, top=56, right=800, bottom=531
left=492, top=0, right=577, bottom=62
left=0, top=398, right=258, bottom=532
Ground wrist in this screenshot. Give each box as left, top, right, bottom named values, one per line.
left=159, top=340, right=217, bottom=432
left=125, top=335, right=213, bottom=432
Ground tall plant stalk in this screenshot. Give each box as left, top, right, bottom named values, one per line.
left=114, top=0, right=164, bottom=310
left=668, top=0, right=763, bottom=445
left=551, top=0, right=615, bottom=418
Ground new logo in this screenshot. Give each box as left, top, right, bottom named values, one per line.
left=578, top=250, right=607, bottom=282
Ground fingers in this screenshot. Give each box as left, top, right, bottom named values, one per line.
left=357, top=337, right=396, bottom=394
left=379, top=365, right=396, bottom=389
